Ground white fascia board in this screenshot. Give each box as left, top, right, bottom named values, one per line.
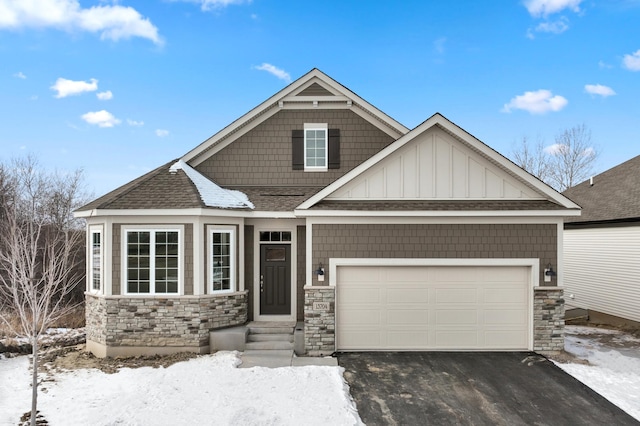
left=297, top=113, right=581, bottom=211
left=294, top=209, right=582, bottom=218
left=328, top=258, right=540, bottom=287
left=181, top=69, right=408, bottom=166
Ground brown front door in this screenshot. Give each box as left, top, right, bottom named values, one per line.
left=260, top=244, right=291, bottom=315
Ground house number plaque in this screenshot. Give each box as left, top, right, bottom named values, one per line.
left=313, top=302, right=330, bottom=311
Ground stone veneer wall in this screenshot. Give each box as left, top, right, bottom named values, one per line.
left=533, top=287, right=565, bottom=353
left=301, top=286, right=564, bottom=355
left=86, top=292, right=248, bottom=354
left=304, top=286, right=335, bottom=356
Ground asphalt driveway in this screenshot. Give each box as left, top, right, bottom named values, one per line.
left=338, top=352, right=638, bottom=426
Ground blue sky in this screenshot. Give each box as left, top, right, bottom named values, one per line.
left=1, top=0, right=639, bottom=197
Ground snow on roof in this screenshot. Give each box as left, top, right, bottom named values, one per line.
left=169, top=160, right=254, bottom=209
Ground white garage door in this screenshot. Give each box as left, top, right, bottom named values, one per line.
left=336, top=265, right=531, bottom=351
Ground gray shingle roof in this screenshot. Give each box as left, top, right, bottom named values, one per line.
left=76, top=160, right=205, bottom=211
left=563, top=155, right=640, bottom=223
left=227, top=187, right=324, bottom=211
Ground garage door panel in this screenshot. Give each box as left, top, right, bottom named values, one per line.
left=387, top=309, right=429, bottom=325
left=436, top=288, right=478, bottom=303
left=436, top=310, right=478, bottom=325
left=387, top=287, right=429, bottom=303
left=337, top=264, right=531, bottom=351
left=339, top=309, right=381, bottom=325
left=484, top=331, right=527, bottom=348
left=387, top=331, right=429, bottom=347
left=340, top=287, right=381, bottom=304
left=484, top=287, right=526, bottom=303
left=435, top=330, right=478, bottom=347
left=485, top=309, right=526, bottom=325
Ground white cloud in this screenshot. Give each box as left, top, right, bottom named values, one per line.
left=502, top=89, right=568, bottom=114
left=433, top=37, right=446, bottom=54
left=545, top=143, right=594, bottom=157
left=598, top=60, right=613, bottom=69
left=127, top=119, right=144, bottom=126
left=584, top=84, right=616, bottom=97
left=156, top=129, right=169, bottom=137
left=13, top=71, right=26, bottom=79
left=51, top=77, right=98, bottom=98
left=534, top=18, right=569, bottom=34
left=524, top=0, right=583, bottom=17
left=622, top=49, right=640, bottom=71
left=253, top=63, right=291, bottom=83
left=175, top=0, right=251, bottom=12
left=0, top=0, right=162, bottom=45
left=81, top=110, right=120, bottom=128
left=96, top=90, right=113, bottom=100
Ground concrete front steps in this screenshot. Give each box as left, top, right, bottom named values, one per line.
left=245, top=321, right=295, bottom=351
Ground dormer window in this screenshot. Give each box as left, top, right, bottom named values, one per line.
left=304, top=123, right=328, bottom=171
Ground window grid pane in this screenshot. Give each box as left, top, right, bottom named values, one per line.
left=126, top=230, right=179, bottom=294
left=91, top=232, right=101, bottom=291
left=305, top=129, right=327, bottom=168
left=212, top=230, right=233, bottom=292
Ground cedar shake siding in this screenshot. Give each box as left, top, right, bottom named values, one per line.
left=311, top=224, right=557, bottom=287
left=196, top=109, right=395, bottom=187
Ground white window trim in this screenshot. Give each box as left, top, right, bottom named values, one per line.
left=88, top=227, right=103, bottom=294
left=209, top=226, right=236, bottom=294
left=122, top=226, right=183, bottom=296
left=304, top=123, right=328, bottom=171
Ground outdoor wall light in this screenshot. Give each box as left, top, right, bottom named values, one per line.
left=316, top=263, right=325, bottom=282
left=544, top=263, right=556, bottom=283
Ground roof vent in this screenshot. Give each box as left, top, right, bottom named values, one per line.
left=589, top=176, right=594, bottom=186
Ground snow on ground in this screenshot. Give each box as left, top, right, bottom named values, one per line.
left=2, top=325, right=640, bottom=425
left=554, top=325, right=640, bottom=421
left=0, top=351, right=362, bottom=426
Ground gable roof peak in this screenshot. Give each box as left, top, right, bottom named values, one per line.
left=180, top=69, right=409, bottom=166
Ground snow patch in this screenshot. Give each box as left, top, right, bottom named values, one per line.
left=169, top=159, right=254, bottom=209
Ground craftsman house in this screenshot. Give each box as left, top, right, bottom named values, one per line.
left=75, top=69, right=579, bottom=357
left=563, top=156, right=640, bottom=327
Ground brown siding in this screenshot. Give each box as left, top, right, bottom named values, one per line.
left=312, top=224, right=557, bottom=287
left=244, top=225, right=254, bottom=321
left=296, top=226, right=306, bottom=321
left=184, top=224, right=193, bottom=295
left=196, top=109, right=395, bottom=187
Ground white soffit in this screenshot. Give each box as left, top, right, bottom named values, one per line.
left=298, top=114, right=581, bottom=210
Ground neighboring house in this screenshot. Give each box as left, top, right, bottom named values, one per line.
left=562, top=156, right=640, bottom=326
left=75, top=69, right=580, bottom=357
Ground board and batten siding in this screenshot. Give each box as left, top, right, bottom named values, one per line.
left=564, top=226, right=640, bottom=323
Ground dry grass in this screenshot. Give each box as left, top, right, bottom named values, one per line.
left=0, top=304, right=85, bottom=338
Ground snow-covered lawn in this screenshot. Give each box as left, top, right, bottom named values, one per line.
left=554, top=325, right=640, bottom=420
left=1, top=325, right=639, bottom=425
left=0, top=350, right=362, bottom=426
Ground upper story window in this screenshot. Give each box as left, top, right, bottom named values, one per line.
left=304, top=123, right=328, bottom=171
left=292, top=125, right=340, bottom=171
left=124, top=228, right=181, bottom=295
left=89, top=229, right=102, bottom=292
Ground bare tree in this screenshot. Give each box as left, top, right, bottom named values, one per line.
left=0, top=156, right=87, bottom=426
left=511, top=135, right=551, bottom=183
left=511, top=124, right=598, bottom=192
left=547, top=124, right=598, bottom=191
